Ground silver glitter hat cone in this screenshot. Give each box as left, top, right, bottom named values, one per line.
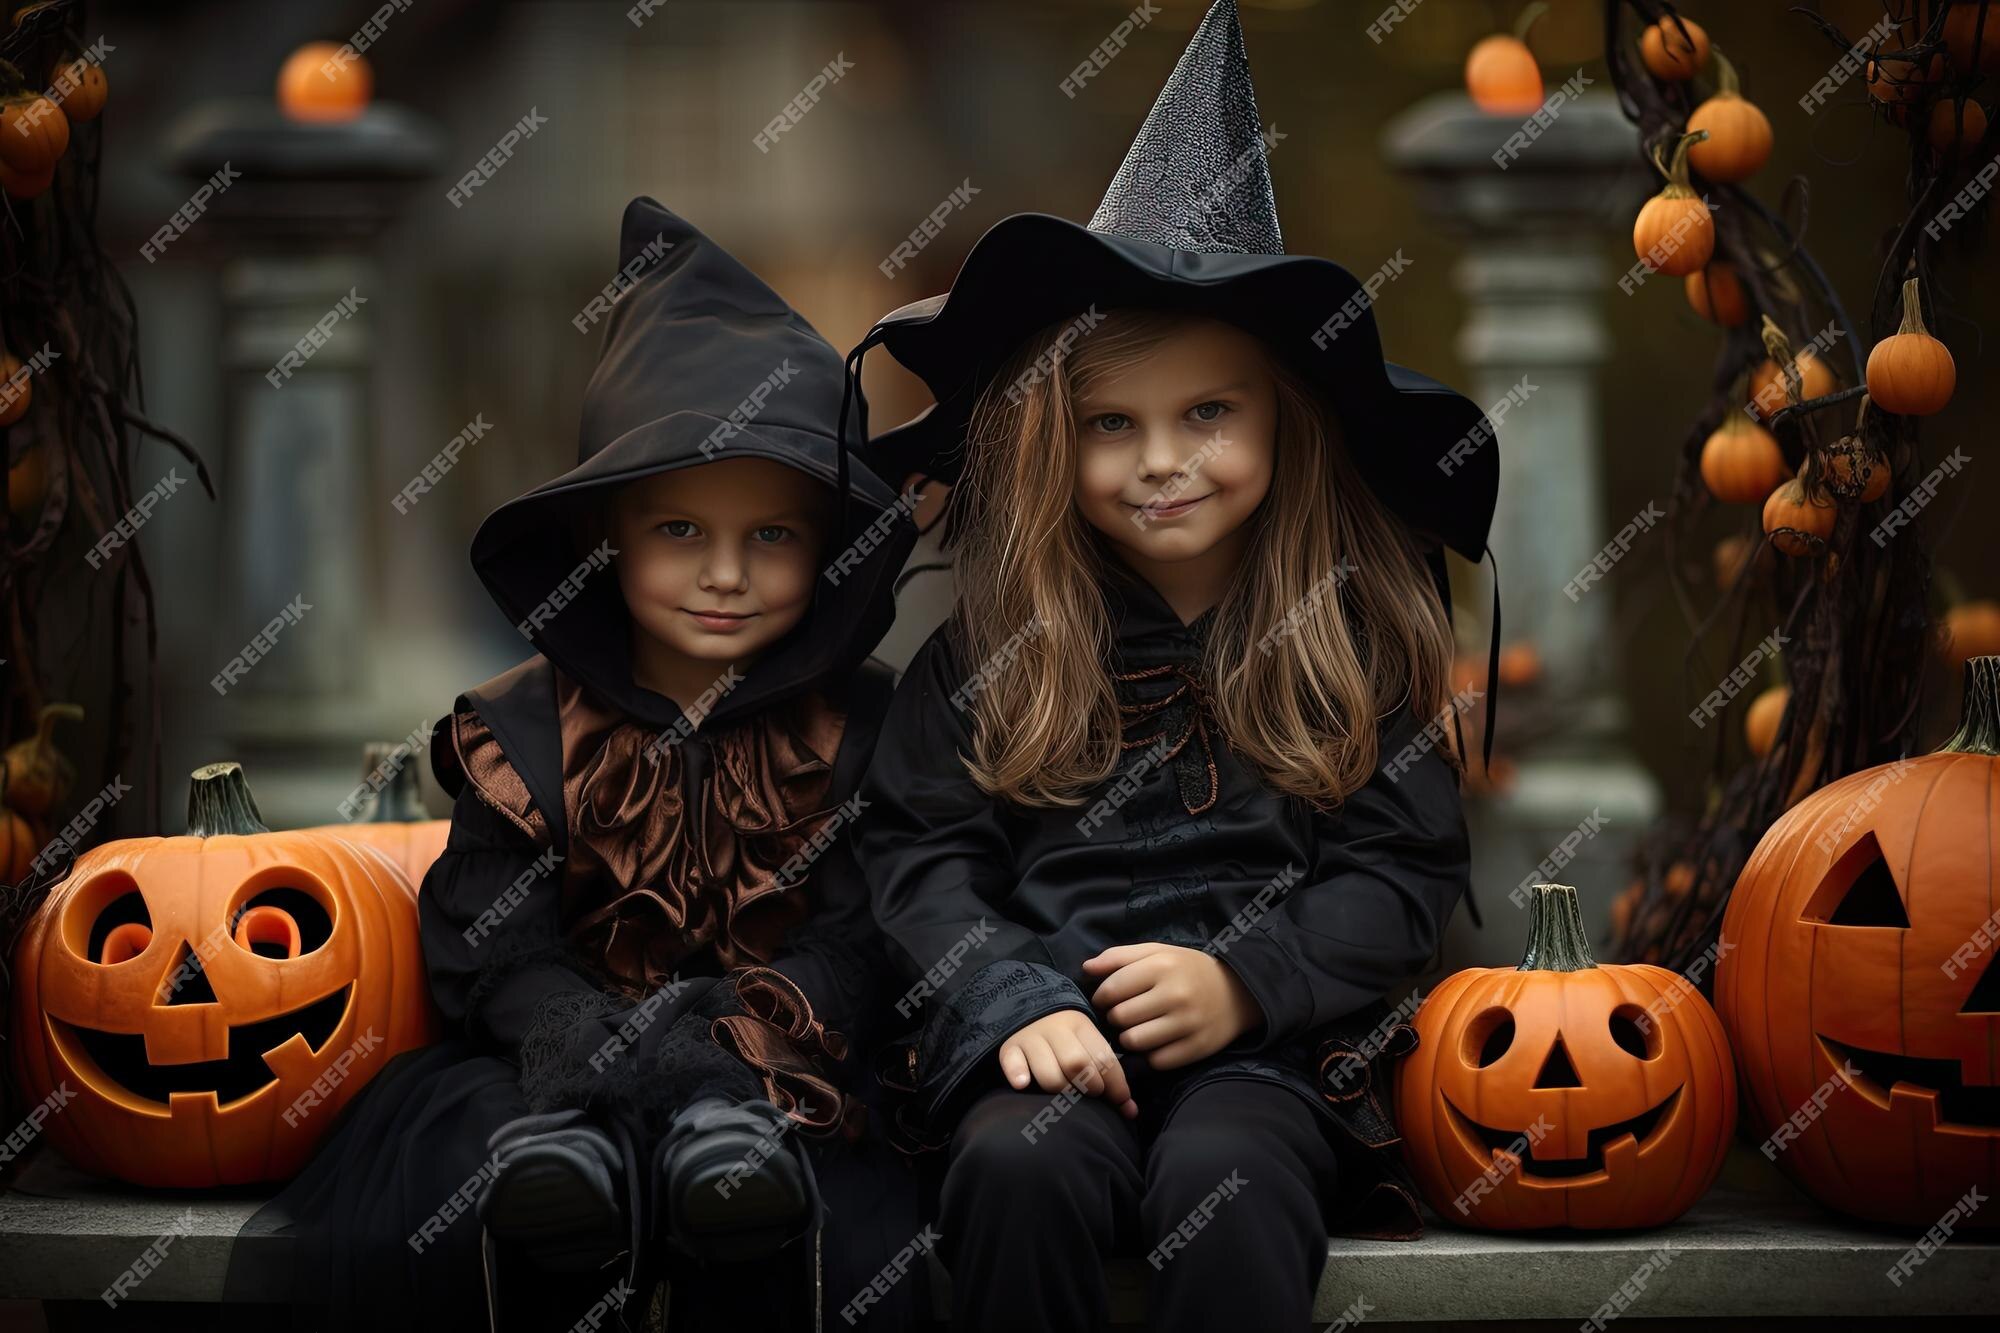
left=1087, top=0, right=1283, bottom=256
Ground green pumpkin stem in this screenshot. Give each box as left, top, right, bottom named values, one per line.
left=356, top=741, right=429, bottom=822
left=1512, top=1, right=1550, bottom=43
left=1518, top=883, right=1599, bottom=972
left=1940, top=657, right=2000, bottom=757
left=186, top=762, right=271, bottom=836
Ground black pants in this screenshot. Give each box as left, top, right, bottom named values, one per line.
left=937, top=1079, right=1338, bottom=1333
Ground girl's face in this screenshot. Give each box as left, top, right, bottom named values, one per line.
left=1071, top=317, right=1276, bottom=577
left=606, top=457, right=827, bottom=673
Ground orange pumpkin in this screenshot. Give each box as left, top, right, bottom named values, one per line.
left=7, top=441, right=47, bottom=522
left=1867, top=277, right=1954, bottom=416
left=1632, top=131, right=1714, bottom=277
left=1700, top=414, right=1787, bottom=504
left=1466, top=8, right=1546, bottom=117
left=9, top=763, right=436, bottom=1187
left=1744, top=684, right=1789, bottom=758
left=1398, top=882, right=1736, bottom=1229
left=1640, top=16, right=1709, bottom=81
left=1686, top=51, right=1772, bottom=182
left=308, top=742, right=449, bottom=892
left=1826, top=446, right=1890, bottom=504
left=49, top=58, right=108, bottom=123
left=1748, top=347, right=1836, bottom=420
left=2, top=807, right=41, bottom=883
left=1945, top=3, right=2000, bottom=74
left=0, top=160, right=52, bottom=199
left=1496, top=641, right=1542, bottom=689
left=277, top=42, right=372, bottom=124
left=1763, top=478, right=1836, bottom=556
left=0, top=351, right=29, bottom=426
left=1943, top=600, right=2000, bottom=669
left=1866, top=52, right=1945, bottom=122
left=1929, top=97, right=1988, bottom=157
left=1609, top=881, right=1642, bottom=938
left=0, top=94, right=67, bottom=174
left=1716, top=658, right=2000, bottom=1228
left=1663, top=861, right=1697, bottom=900
left=1685, top=262, right=1749, bottom=327
left=1, top=702, right=83, bottom=817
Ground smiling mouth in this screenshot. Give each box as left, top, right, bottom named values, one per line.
left=1443, top=1088, right=1681, bottom=1180
left=50, top=985, right=351, bottom=1107
left=682, top=608, right=758, bottom=629
left=1818, top=1034, right=2000, bottom=1130
left=1131, top=493, right=1215, bottom=520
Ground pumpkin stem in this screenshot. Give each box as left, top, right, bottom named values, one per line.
left=1895, top=276, right=1930, bottom=337
left=1512, top=0, right=1550, bottom=43
left=1711, top=46, right=1741, bottom=97
left=1654, top=129, right=1709, bottom=189
left=1518, top=883, right=1598, bottom=972
left=186, top=762, right=272, bottom=836
left=354, top=741, right=430, bottom=822
left=27, top=702, right=83, bottom=754
left=1855, top=391, right=1871, bottom=433
left=1940, top=657, right=2000, bottom=757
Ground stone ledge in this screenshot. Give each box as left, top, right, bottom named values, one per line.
left=1, top=1149, right=1993, bottom=1319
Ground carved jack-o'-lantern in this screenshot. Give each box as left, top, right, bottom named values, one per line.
left=1717, top=658, right=2000, bottom=1228
left=307, top=741, right=450, bottom=891
left=9, top=763, right=437, bottom=1187
left=1397, top=883, right=1736, bottom=1229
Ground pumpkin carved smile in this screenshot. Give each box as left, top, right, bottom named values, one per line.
left=1442, top=1086, right=1682, bottom=1181
left=1816, top=1035, right=2000, bottom=1133
left=48, top=984, right=352, bottom=1108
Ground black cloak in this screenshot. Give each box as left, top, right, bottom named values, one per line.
left=228, top=198, right=921, bottom=1331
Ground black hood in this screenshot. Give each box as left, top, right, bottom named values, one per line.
left=469, top=197, right=915, bottom=732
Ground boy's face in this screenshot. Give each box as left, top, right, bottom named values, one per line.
left=607, top=457, right=827, bottom=670
left=1070, top=317, right=1276, bottom=573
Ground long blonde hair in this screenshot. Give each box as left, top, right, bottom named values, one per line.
left=951, top=309, right=1457, bottom=810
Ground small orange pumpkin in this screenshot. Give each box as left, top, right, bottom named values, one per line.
left=1748, top=347, right=1836, bottom=420
left=1640, top=16, right=1710, bottom=81
left=1, top=703, right=83, bottom=817
left=49, top=58, right=108, bottom=123
left=1824, top=396, right=1890, bottom=504
left=1685, top=262, right=1749, bottom=327
left=0, top=94, right=67, bottom=174
left=1397, top=882, right=1737, bottom=1230
left=1466, top=3, right=1548, bottom=116
left=277, top=42, right=372, bottom=124
left=1943, top=600, right=2000, bottom=669
left=1686, top=51, right=1772, bottom=182
left=0, top=160, right=52, bottom=199
left=1866, top=277, right=1954, bottom=416
left=1763, top=478, right=1836, bottom=556
left=1745, top=684, right=1789, bottom=758
left=0, top=351, right=29, bottom=426
left=1945, top=3, right=2000, bottom=74
left=1866, top=52, right=1945, bottom=123
left=1929, top=97, right=1988, bottom=157
left=7, top=442, right=47, bottom=523
left=1632, top=131, right=1714, bottom=277
left=1700, top=414, right=1788, bottom=504
left=308, top=742, right=450, bottom=892
left=1496, top=641, right=1543, bottom=689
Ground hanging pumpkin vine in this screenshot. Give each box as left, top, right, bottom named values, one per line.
left=1, top=0, right=216, bottom=1080
left=1604, top=0, right=1982, bottom=971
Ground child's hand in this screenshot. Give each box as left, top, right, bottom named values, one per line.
left=1083, top=943, right=1262, bottom=1071
left=997, top=1010, right=1139, bottom=1118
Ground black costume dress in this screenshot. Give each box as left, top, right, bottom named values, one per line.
left=854, top=559, right=1469, bottom=1326
left=229, top=198, right=923, bottom=1332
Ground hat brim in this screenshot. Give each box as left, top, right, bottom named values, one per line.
left=864, top=213, right=1497, bottom=563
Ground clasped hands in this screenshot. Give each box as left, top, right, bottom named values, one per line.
left=995, top=942, right=1261, bottom=1118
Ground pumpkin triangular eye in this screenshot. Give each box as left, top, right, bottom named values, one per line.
left=1534, top=1036, right=1583, bottom=1089
left=1801, top=832, right=1910, bottom=927
left=1963, top=954, right=2000, bottom=1016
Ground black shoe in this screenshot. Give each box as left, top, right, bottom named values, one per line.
left=479, top=1108, right=631, bottom=1273
left=656, top=1097, right=816, bottom=1263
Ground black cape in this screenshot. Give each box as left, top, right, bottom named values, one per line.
left=854, top=558, right=1469, bottom=1238
left=229, top=198, right=922, bottom=1331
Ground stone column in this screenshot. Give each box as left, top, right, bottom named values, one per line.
left=1383, top=92, right=1661, bottom=965
left=160, top=100, right=444, bottom=825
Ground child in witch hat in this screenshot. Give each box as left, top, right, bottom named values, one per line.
left=847, top=3, right=1501, bottom=1329
left=235, top=198, right=925, bottom=1332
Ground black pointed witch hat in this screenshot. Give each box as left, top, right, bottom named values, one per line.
left=849, top=0, right=1497, bottom=567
